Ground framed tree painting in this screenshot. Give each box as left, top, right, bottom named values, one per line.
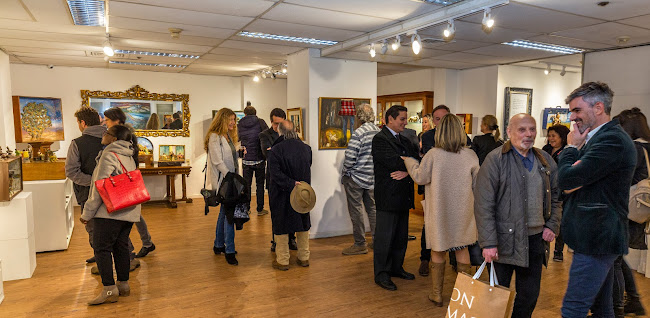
left=12, top=96, right=65, bottom=143
left=318, top=97, right=371, bottom=149
left=287, top=107, right=304, bottom=140
left=503, top=87, right=533, bottom=139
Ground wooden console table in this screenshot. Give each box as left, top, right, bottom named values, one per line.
left=140, top=166, right=193, bottom=208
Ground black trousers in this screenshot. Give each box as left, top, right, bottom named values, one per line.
left=420, top=225, right=431, bottom=261
left=374, top=209, right=409, bottom=279
left=493, top=233, right=544, bottom=318
left=243, top=162, right=266, bottom=212
left=93, top=218, right=133, bottom=286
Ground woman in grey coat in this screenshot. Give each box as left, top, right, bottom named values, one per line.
left=205, top=108, right=241, bottom=266
left=80, top=125, right=141, bottom=305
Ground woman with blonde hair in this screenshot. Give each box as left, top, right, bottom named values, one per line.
left=471, top=114, right=503, bottom=165
left=402, top=114, right=479, bottom=307
left=205, top=108, right=241, bottom=265
left=145, top=113, right=160, bottom=130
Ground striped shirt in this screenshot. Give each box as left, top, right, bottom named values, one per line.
left=342, top=122, right=380, bottom=189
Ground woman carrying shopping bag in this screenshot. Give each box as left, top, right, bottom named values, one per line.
left=80, top=125, right=143, bottom=305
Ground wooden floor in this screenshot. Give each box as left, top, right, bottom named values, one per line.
left=3, top=195, right=650, bottom=317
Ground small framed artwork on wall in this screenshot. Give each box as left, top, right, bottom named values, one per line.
left=287, top=107, right=304, bottom=140
left=318, top=97, right=371, bottom=149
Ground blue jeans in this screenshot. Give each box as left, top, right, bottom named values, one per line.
left=562, top=253, right=619, bottom=317
left=214, top=205, right=235, bottom=254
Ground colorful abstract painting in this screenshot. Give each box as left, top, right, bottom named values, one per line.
left=110, top=102, right=151, bottom=130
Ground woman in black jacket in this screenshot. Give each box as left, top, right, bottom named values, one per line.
left=611, top=107, right=650, bottom=316
left=470, top=115, right=503, bottom=165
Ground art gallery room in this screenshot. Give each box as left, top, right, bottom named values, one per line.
left=1, top=0, right=650, bottom=316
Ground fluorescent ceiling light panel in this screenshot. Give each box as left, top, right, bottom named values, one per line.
left=418, top=0, right=465, bottom=5
left=67, top=0, right=105, bottom=26
left=238, top=31, right=338, bottom=46
left=109, top=61, right=186, bottom=68
left=502, top=40, right=584, bottom=54
left=115, top=50, right=200, bottom=59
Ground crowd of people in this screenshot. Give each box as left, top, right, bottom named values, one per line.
left=66, top=81, right=650, bottom=317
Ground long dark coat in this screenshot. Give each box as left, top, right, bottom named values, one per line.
left=268, top=137, right=312, bottom=235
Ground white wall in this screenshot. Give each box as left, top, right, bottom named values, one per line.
left=8, top=64, right=286, bottom=198
left=377, top=69, right=434, bottom=96
left=583, top=45, right=650, bottom=116
left=456, top=66, right=499, bottom=136
left=0, top=51, right=15, bottom=148
left=289, top=48, right=377, bottom=238
left=243, top=76, right=287, bottom=124
left=496, top=65, right=581, bottom=147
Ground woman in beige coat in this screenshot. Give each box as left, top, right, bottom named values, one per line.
left=403, top=114, right=479, bottom=307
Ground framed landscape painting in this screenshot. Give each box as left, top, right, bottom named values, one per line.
left=12, top=96, right=65, bottom=143
left=110, top=101, right=151, bottom=130
left=318, top=97, right=371, bottom=149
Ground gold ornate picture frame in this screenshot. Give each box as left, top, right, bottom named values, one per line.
left=80, top=85, right=190, bottom=137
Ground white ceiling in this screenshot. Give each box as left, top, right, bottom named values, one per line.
left=0, top=0, right=649, bottom=77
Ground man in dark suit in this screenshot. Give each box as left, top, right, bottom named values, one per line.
left=559, top=82, right=637, bottom=317
left=372, top=105, right=419, bottom=291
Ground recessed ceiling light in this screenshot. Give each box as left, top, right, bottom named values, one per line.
left=67, top=0, right=105, bottom=26
left=238, top=31, right=338, bottom=46
left=109, top=61, right=186, bottom=68
left=502, top=40, right=584, bottom=54
left=114, top=50, right=200, bottom=59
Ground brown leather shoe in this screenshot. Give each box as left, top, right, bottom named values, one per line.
left=272, top=260, right=289, bottom=271
left=419, top=260, right=430, bottom=276
left=296, top=259, right=310, bottom=267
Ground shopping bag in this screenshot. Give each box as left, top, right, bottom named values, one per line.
left=446, top=261, right=515, bottom=318
left=95, top=153, right=150, bottom=213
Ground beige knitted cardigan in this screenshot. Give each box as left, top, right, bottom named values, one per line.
left=403, top=147, right=480, bottom=252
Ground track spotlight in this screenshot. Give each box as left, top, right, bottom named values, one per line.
left=369, top=43, right=376, bottom=58
left=381, top=40, right=388, bottom=55
left=253, top=74, right=260, bottom=82
left=392, top=35, right=401, bottom=51
left=560, top=66, right=566, bottom=76
left=482, top=8, right=495, bottom=34
left=411, top=32, right=422, bottom=55
left=443, top=20, right=456, bottom=42
left=271, top=72, right=276, bottom=79
left=102, top=35, right=114, bottom=57
left=282, top=64, right=287, bottom=73
left=262, top=71, right=267, bottom=79
left=544, top=64, right=551, bottom=75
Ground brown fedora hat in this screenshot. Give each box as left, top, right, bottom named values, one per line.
left=290, top=182, right=316, bottom=213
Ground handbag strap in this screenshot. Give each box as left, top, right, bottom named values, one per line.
left=643, top=147, right=650, bottom=181
left=473, top=261, right=499, bottom=287
left=112, top=152, right=129, bottom=174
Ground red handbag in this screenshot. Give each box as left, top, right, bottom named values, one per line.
left=94, top=152, right=150, bottom=213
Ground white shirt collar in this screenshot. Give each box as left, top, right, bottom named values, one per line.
left=386, top=126, right=399, bottom=137
left=585, top=121, right=608, bottom=145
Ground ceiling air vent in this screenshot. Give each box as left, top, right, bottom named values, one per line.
left=85, top=51, right=128, bottom=59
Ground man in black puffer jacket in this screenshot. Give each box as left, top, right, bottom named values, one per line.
left=238, top=105, right=269, bottom=216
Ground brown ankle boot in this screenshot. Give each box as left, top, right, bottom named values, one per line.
left=428, top=261, right=445, bottom=307
left=117, top=281, right=130, bottom=296
left=456, top=263, right=472, bottom=275
left=88, top=285, right=119, bottom=305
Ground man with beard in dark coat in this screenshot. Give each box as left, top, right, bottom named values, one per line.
left=268, top=120, right=312, bottom=271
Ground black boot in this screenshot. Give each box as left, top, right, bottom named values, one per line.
left=289, top=238, right=297, bottom=251
left=213, top=246, right=225, bottom=255
left=615, top=306, right=625, bottom=318
left=270, top=241, right=276, bottom=252
left=624, top=296, right=646, bottom=315
left=225, top=253, right=238, bottom=266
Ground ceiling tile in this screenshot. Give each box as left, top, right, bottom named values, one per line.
left=21, top=0, right=72, bottom=24
left=109, top=16, right=237, bottom=39
left=419, top=20, right=541, bottom=44
left=618, top=14, right=650, bottom=30
left=262, top=3, right=394, bottom=32
left=2, top=46, right=88, bottom=57
left=0, top=19, right=103, bottom=35
left=218, top=40, right=304, bottom=55
left=199, top=53, right=285, bottom=65
left=245, top=19, right=364, bottom=41
left=0, top=0, right=33, bottom=21
left=109, top=28, right=224, bottom=47
left=423, top=39, right=492, bottom=52
left=459, top=2, right=603, bottom=33
left=465, top=44, right=563, bottom=60
left=0, top=38, right=102, bottom=51
left=527, top=34, right=612, bottom=50
left=377, top=62, right=432, bottom=77
left=435, top=52, right=515, bottom=65
left=112, top=38, right=214, bottom=54
left=406, top=58, right=487, bottom=69
left=110, top=2, right=254, bottom=29
left=112, top=0, right=275, bottom=17
left=16, top=56, right=108, bottom=68
left=208, top=47, right=287, bottom=60
left=0, top=29, right=101, bottom=45
left=283, top=0, right=441, bottom=20
left=552, top=22, right=650, bottom=47
left=515, top=0, right=650, bottom=21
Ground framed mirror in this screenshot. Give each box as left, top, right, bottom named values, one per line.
left=80, top=85, right=190, bottom=137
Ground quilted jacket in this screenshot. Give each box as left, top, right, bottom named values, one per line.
left=474, top=141, right=562, bottom=267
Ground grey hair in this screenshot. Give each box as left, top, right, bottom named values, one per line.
left=279, top=120, right=299, bottom=140
left=356, top=103, right=375, bottom=124
left=565, top=81, right=614, bottom=115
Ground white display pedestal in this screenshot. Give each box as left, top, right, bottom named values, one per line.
left=0, top=192, right=36, bottom=281
left=0, top=259, right=4, bottom=304
left=23, top=179, right=74, bottom=252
